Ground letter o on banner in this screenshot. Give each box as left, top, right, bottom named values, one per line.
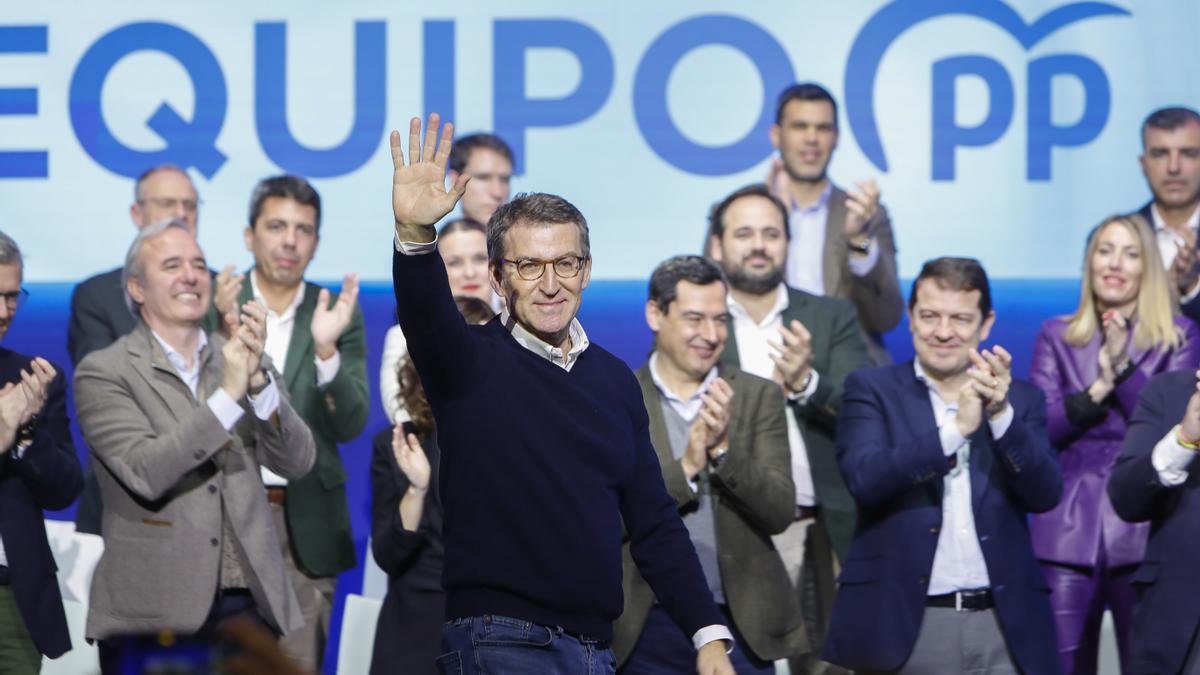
left=633, top=15, right=795, bottom=176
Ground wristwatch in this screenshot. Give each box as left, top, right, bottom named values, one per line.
left=709, top=446, right=729, bottom=469
left=847, top=236, right=873, bottom=254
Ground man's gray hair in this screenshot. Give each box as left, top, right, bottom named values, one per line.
left=122, top=218, right=192, bottom=316
left=0, top=230, right=22, bottom=279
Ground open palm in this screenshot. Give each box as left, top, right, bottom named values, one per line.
left=391, top=113, right=470, bottom=232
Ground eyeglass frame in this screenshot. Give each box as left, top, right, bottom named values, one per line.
left=0, top=287, right=29, bottom=310
left=137, top=196, right=202, bottom=213
left=498, top=255, right=590, bottom=281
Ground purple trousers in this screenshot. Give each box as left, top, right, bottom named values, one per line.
left=1041, top=555, right=1137, bottom=675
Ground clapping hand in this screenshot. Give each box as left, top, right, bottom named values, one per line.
left=312, top=274, right=360, bottom=360
left=967, top=346, right=1013, bottom=419
left=221, top=301, right=269, bottom=400
left=768, top=320, right=814, bottom=394
left=1172, top=230, right=1200, bottom=297
left=392, top=426, right=431, bottom=494
left=682, top=378, right=734, bottom=479
left=214, top=265, right=245, bottom=336
left=844, top=179, right=881, bottom=241
left=391, top=114, right=470, bottom=239
left=0, top=358, right=55, bottom=453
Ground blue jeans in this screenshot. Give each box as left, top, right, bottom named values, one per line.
left=437, top=615, right=617, bottom=675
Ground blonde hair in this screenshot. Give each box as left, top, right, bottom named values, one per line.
left=1064, top=215, right=1180, bottom=351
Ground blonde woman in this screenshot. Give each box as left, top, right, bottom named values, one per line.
left=1029, top=215, right=1200, bottom=674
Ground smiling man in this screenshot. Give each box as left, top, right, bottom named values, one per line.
left=230, top=175, right=369, bottom=672
left=612, top=255, right=799, bottom=674
left=823, top=257, right=1061, bottom=674
left=1133, top=107, right=1200, bottom=324
left=390, top=114, right=735, bottom=675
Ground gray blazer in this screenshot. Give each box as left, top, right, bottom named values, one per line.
left=613, top=363, right=806, bottom=664
left=821, top=185, right=903, bottom=366
left=74, top=322, right=316, bottom=640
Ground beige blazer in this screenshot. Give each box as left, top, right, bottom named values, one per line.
left=74, top=322, right=316, bottom=639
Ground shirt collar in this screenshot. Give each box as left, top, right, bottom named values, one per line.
left=913, top=359, right=958, bottom=409
left=727, top=283, right=789, bottom=328
left=789, top=181, right=833, bottom=214
left=500, top=310, right=590, bottom=371
left=250, top=269, right=306, bottom=320
left=150, top=329, right=208, bottom=375
left=647, top=352, right=719, bottom=405
left=1151, top=202, right=1200, bottom=234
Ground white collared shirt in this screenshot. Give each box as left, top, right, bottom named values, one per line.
left=251, top=271, right=340, bottom=486
left=784, top=182, right=879, bottom=296
left=647, top=352, right=718, bottom=422
left=395, top=232, right=733, bottom=653
left=913, top=361, right=1013, bottom=595
left=1151, top=203, right=1200, bottom=302
left=727, top=285, right=818, bottom=506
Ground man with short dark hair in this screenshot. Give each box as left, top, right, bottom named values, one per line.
left=74, top=219, right=315, bottom=675
left=1132, top=106, right=1200, bottom=323
left=216, top=175, right=368, bottom=672
left=707, top=183, right=870, bottom=673
left=823, top=257, right=1061, bottom=674
left=448, top=133, right=514, bottom=225
left=613, top=254, right=799, bottom=673
left=764, top=83, right=903, bottom=365
left=390, top=114, right=736, bottom=675
left=0, top=230, right=82, bottom=672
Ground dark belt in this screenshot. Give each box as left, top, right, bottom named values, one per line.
left=0, top=565, right=9, bottom=585
left=795, top=504, right=818, bottom=520
left=927, top=589, right=994, bottom=611
left=265, top=486, right=286, bottom=505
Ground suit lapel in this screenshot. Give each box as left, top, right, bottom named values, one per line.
left=634, top=366, right=673, bottom=465
left=897, top=363, right=944, bottom=499
left=284, top=284, right=317, bottom=393
left=823, top=185, right=846, bottom=295
left=127, top=323, right=201, bottom=418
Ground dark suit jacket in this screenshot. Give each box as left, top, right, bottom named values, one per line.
left=823, top=362, right=1062, bottom=674
left=1108, top=370, right=1200, bottom=674
left=369, top=426, right=444, bottom=675
left=822, top=186, right=903, bottom=366
left=0, top=349, right=82, bottom=658
left=720, top=286, right=869, bottom=558
left=239, top=278, right=369, bottom=578
left=612, top=363, right=803, bottom=664
left=1134, top=201, right=1200, bottom=324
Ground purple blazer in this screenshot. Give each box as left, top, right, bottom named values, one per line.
left=1028, top=315, right=1200, bottom=568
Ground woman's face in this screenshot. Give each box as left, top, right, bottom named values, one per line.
left=1090, top=222, right=1143, bottom=312
left=440, top=229, right=491, bottom=302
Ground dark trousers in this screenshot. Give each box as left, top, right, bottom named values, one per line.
left=97, top=590, right=271, bottom=675
left=620, top=605, right=773, bottom=675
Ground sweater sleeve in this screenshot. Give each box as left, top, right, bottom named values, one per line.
left=392, top=246, right=480, bottom=401
left=618, top=372, right=724, bottom=640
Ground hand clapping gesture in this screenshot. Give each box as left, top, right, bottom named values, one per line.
left=768, top=320, right=814, bottom=394
left=391, top=114, right=470, bottom=237
left=392, top=426, right=431, bottom=494
left=214, top=265, right=245, bottom=336
left=0, top=357, right=55, bottom=453
left=1171, top=229, right=1200, bottom=297
left=221, top=300, right=269, bottom=400
left=844, top=179, right=881, bottom=241
left=682, top=378, right=734, bottom=479
left=311, top=274, right=360, bottom=360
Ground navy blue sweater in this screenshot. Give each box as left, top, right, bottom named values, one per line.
left=393, top=248, right=722, bottom=642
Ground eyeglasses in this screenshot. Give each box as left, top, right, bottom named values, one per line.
left=500, top=255, right=588, bottom=281
left=139, top=197, right=201, bottom=213
left=0, top=287, right=28, bottom=310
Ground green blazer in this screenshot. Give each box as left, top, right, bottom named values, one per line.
left=613, top=363, right=806, bottom=664
left=240, top=278, right=369, bottom=577
left=720, top=286, right=869, bottom=559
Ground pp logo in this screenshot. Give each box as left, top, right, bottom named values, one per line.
left=845, top=0, right=1129, bottom=181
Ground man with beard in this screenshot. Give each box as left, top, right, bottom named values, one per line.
left=766, top=83, right=902, bottom=365
left=1132, top=107, right=1200, bottom=323
left=708, top=184, right=869, bottom=672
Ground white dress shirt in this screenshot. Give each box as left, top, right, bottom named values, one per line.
left=149, top=329, right=281, bottom=429
left=1151, top=424, right=1200, bottom=486
left=250, top=271, right=339, bottom=486
left=727, top=285, right=819, bottom=506
left=1151, top=203, right=1200, bottom=303
left=913, top=361, right=1014, bottom=595
left=395, top=232, right=733, bottom=652
left=784, top=182, right=879, bottom=296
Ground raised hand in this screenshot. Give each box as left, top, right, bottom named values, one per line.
left=312, top=274, right=360, bottom=360
left=1172, top=230, right=1199, bottom=296
left=844, top=179, right=881, bottom=240
left=221, top=301, right=269, bottom=399
left=214, top=265, right=245, bottom=336
left=391, top=114, right=471, bottom=237
left=392, top=426, right=431, bottom=492
left=1101, top=310, right=1131, bottom=369
left=968, top=346, right=1012, bottom=419
left=698, top=378, right=733, bottom=452
left=768, top=319, right=814, bottom=394
left=954, top=376, right=985, bottom=438
left=0, top=383, right=25, bottom=452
